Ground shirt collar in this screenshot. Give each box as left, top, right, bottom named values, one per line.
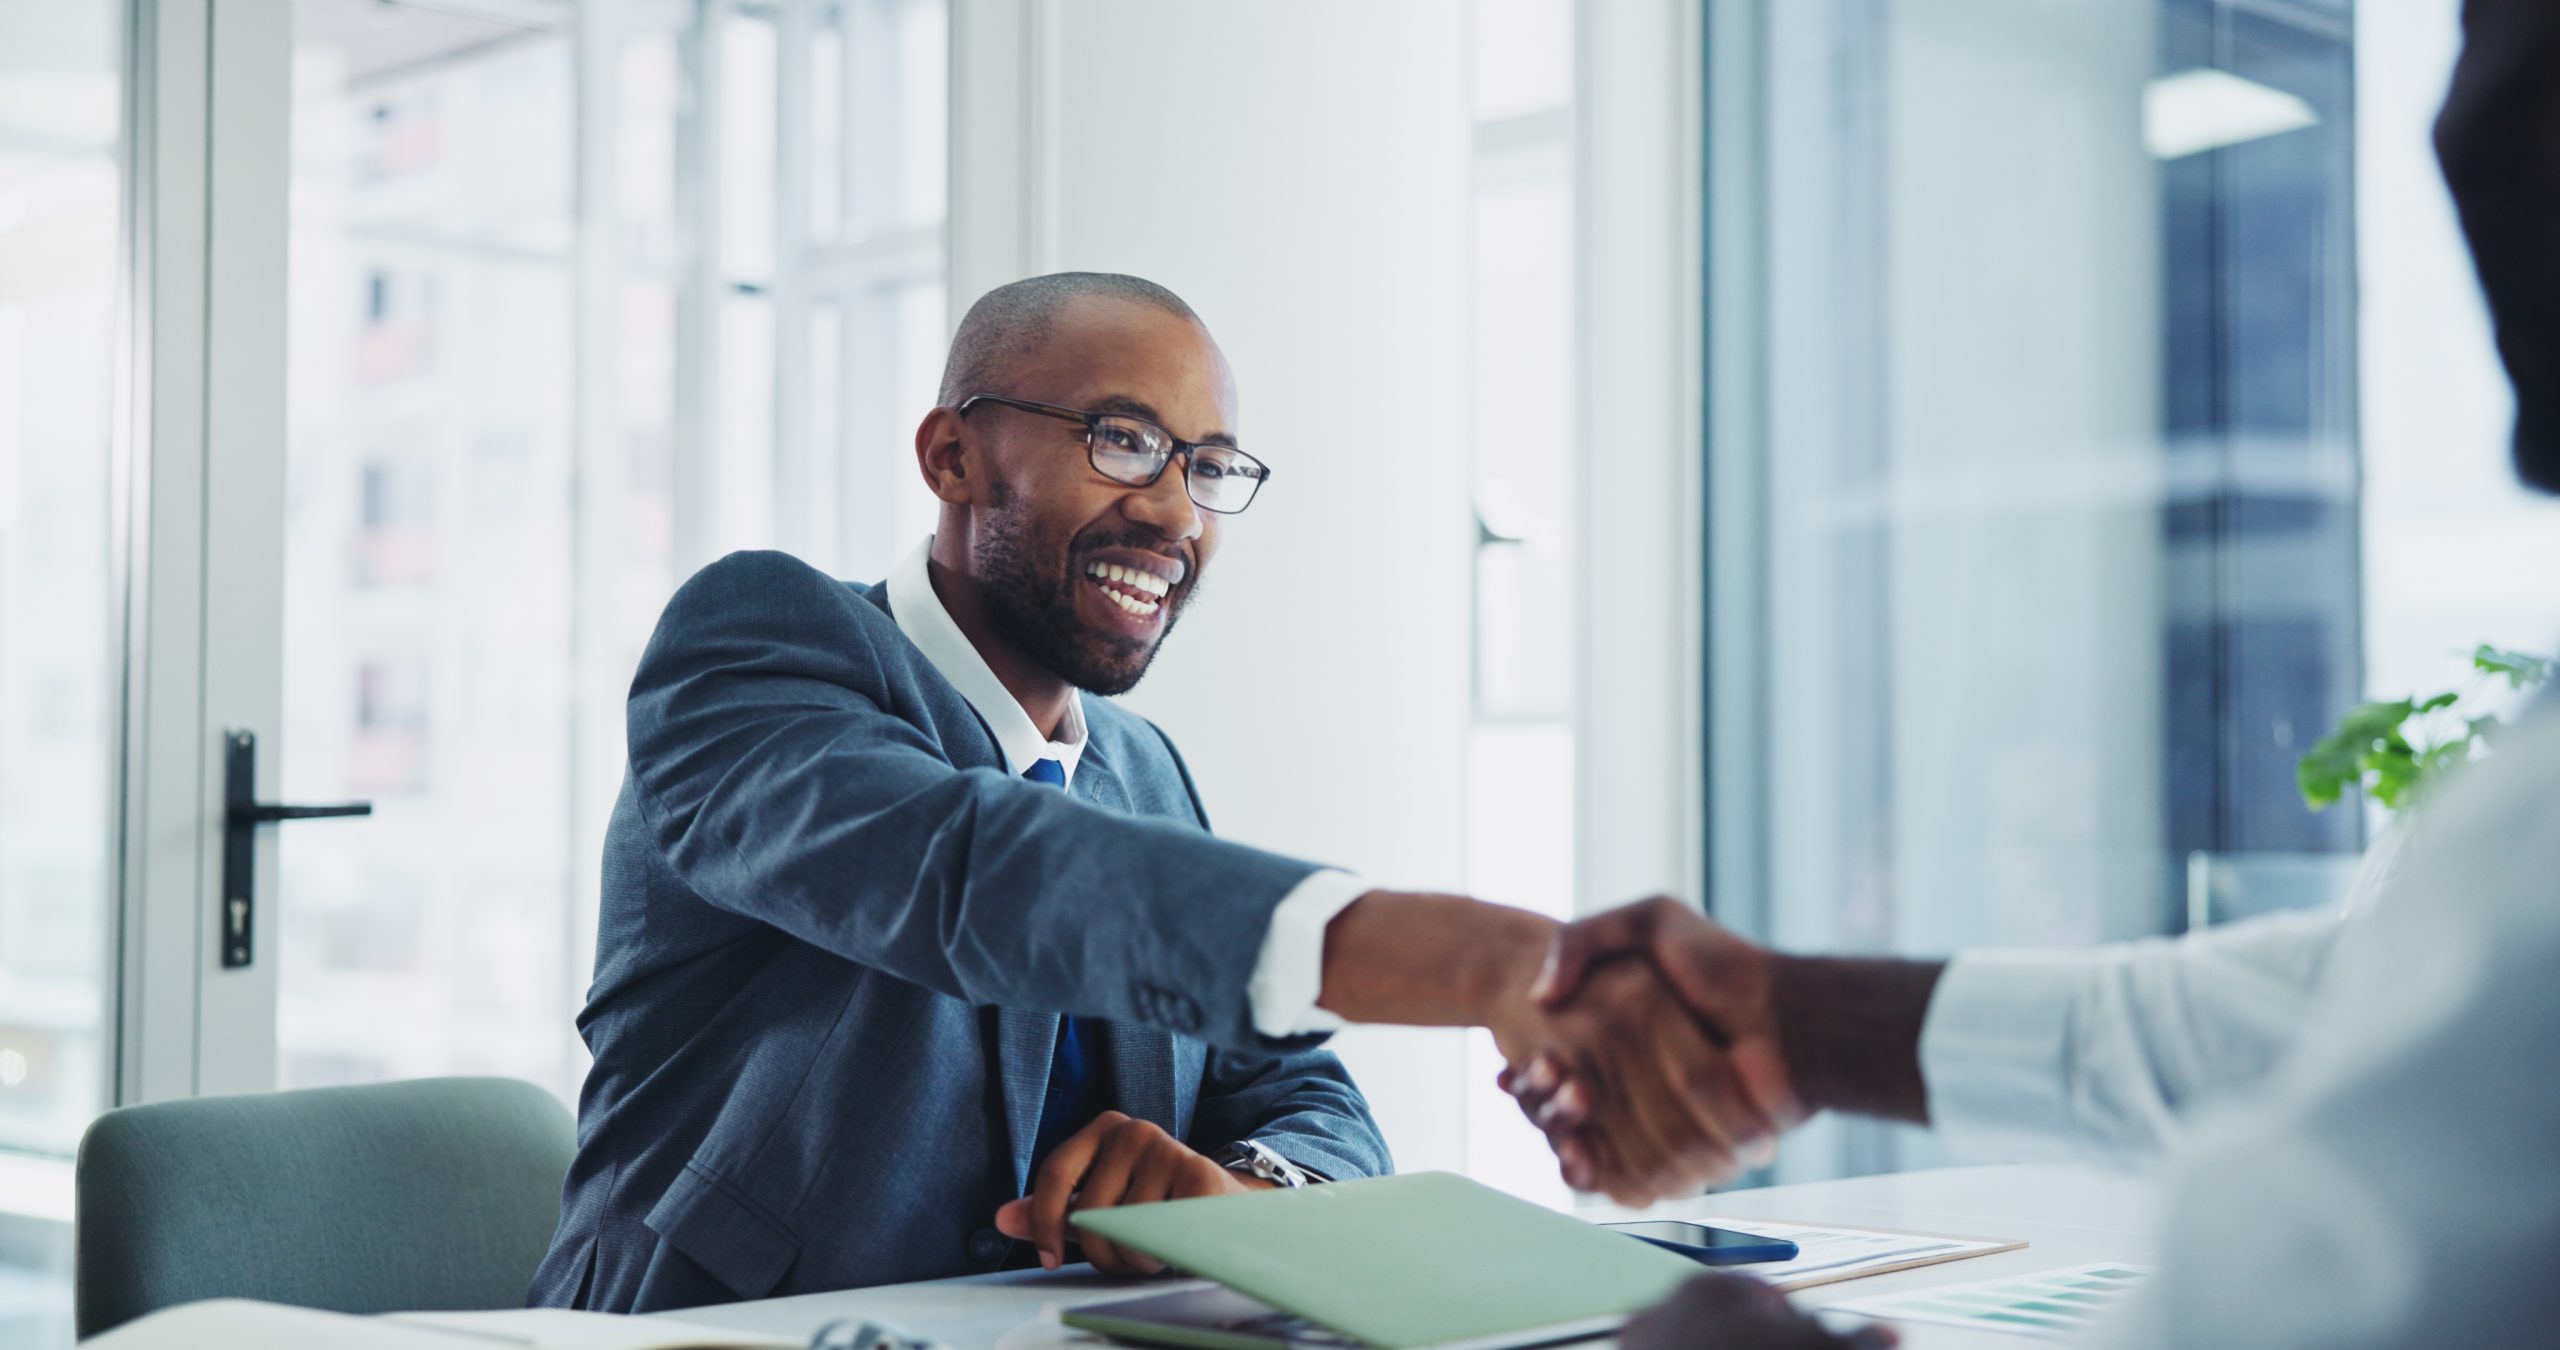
left=886, top=536, right=1088, bottom=784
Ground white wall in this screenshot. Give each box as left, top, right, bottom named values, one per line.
left=960, top=0, right=1480, bottom=1174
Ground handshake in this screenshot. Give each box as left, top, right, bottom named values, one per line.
left=1476, top=898, right=1936, bottom=1205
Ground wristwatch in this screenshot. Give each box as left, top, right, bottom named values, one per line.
left=1215, top=1138, right=1316, bottom=1189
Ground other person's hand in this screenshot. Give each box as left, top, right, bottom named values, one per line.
left=1486, top=953, right=1781, bottom=1204
left=991, top=1111, right=1266, bottom=1274
left=1620, top=1273, right=1898, bottom=1350
left=1506, top=897, right=1803, bottom=1188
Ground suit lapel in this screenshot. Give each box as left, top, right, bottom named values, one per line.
left=992, top=1007, right=1059, bottom=1190
left=1067, top=747, right=1192, bottom=1132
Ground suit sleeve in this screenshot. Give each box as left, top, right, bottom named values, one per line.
left=624, top=550, right=1329, bottom=1051
left=1187, top=1046, right=1394, bottom=1185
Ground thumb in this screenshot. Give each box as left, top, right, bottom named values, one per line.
left=1533, top=900, right=1665, bottom=1008
left=994, top=1196, right=1033, bottom=1239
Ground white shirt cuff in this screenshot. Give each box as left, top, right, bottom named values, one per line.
left=1917, top=948, right=2100, bottom=1160
left=1246, top=870, right=1371, bottom=1038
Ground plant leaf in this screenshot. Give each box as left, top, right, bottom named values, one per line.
left=2473, top=645, right=2555, bottom=690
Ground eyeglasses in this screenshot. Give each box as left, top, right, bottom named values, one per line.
left=954, top=394, right=1271, bottom=515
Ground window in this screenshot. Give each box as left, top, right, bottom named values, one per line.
left=0, top=0, right=125, bottom=1337
left=277, top=0, right=950, bottom=1102
left=1459, top=0, right=1578, bottom=1208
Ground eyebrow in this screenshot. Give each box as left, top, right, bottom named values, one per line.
left=1087, top=393, right=1238, bottom=448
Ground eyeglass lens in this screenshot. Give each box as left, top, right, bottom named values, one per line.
left=1089, top=415, right=1266, bottom=512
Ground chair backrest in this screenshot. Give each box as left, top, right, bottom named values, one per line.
left=74, top=1076, right=576, bottom=1340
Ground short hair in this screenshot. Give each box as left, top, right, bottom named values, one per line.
left=937, top=272, right=1202, bottom=407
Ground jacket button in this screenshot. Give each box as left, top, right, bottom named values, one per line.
left=967, top=1227, right=1011, bottom=1265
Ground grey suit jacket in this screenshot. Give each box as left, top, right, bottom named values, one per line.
left=528, top=550, right=1390, bottom=1313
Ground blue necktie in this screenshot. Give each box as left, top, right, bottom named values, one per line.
left=1020, top=758, right=1101, bottom=1171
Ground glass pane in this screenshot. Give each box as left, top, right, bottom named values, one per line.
left=1755, top=0, right=2360, bottom=971
left=0, top=1, right=124, bottom=1339
left=1735, top=0, right=2537, bottom=1180
left=0, top=0, right=122, bottom=1161
left=816, top=0, right=947, bottom=241
left=275, top=0, right=950, bottom=1109
left=281, top=0, right=583, bottom=1094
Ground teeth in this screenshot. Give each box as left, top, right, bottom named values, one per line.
left=1102, top=587, right=1160, bottom=618
left=1085, top=561, right=1172, bottom=598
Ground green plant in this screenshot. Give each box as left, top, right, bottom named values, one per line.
left=2299, top=645, right=2553, bottom=813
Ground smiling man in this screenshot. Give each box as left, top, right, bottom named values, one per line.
left=530, top=273, right=1759, bottom=1312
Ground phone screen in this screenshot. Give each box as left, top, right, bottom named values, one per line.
left=1601, top=1220, right=1801, bottom=1265
left=1607, top=1221, right=1776, bottom=1250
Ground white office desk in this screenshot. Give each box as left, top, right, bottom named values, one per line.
left=667, top=1165, right=2157, bottom=1349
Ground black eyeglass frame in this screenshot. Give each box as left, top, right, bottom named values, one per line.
left=953, top=393, right=1271, bottom=515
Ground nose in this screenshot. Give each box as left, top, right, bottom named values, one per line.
left=1123, top=452, right=1205, bottom=542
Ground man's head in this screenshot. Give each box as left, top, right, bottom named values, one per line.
left=2437, top=0, right=2560, bottom=493
left=916, top=272, right=1240, bottom=695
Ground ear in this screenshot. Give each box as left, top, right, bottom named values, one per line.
left=915, top=406, right=978, bottom=506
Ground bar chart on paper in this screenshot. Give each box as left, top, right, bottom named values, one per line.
left=1825, top=1264, right=2152, bottom=1340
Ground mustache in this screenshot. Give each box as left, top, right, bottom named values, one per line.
left=1068, top=527, right=1194, bottom=577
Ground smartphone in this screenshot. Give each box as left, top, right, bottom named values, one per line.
left=1602, top=1220, right=1801, bottom=1266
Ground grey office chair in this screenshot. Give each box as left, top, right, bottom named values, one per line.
left=73, top=1076, right=576, bottom=1340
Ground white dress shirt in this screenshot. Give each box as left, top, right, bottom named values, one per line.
left=886, top=538, right=1365, bottom=1039
left=1919, top=706, right=2560, bottom=1347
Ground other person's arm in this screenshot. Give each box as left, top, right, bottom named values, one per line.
left=1520, top=897, right=2343, bottom=1178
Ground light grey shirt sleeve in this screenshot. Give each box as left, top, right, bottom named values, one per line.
left=1918, top=907, right=2347, bottom=1166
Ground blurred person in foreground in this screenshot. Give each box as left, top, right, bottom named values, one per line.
left=1523, top=1, right=2560, bottom=1344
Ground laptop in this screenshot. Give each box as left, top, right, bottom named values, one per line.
left=1063, top=1171, right=1700, bottom=1349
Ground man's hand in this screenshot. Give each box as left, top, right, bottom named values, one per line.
left=1488, top=954, right=1781, bottom=1203
left=1516, top=896, right=1947, bottom=1170
left=1311, top=891, right=1779, bottom=1205
left=991, top=1112, right=1265, bottom=1274
left=1510, top=897, right=1804, bottom=1176
left=1620, top=1274, right=1898, bottom=1350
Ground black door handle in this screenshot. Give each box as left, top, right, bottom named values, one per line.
left=222, top=729, right=372, bottom=969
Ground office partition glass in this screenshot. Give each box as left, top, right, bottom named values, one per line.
left=0, top=1, right=125, bottom=1335
left=1724, top=0, right=2372, bottom=1178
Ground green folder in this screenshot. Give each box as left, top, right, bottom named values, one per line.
left=1065, top=1172, right=1699, bottom=1349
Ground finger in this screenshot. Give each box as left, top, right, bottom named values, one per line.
left=1554, top=1133, right=1594, bottom=1191
left=1650, top=1023, right=1768, bottom=1186
left=1099, top=1149, right=1194, bottom=1275
left=1507, top=1054, right=1569, bottom=1132
left=1532, top=901, right=1667, bottom=1008
left=1662, top=1029, right=1780, bottom=1175
left=1600, top=1027, right=1737, bottom=1203
left=1027, top=1111, right=1123, bottom=1269
left=994, top=1196, right=1033, bottom=1241
left=1529, top=1063, right=1586, bottom=1130
left=1067, top=1121, right=1161, bottom=1273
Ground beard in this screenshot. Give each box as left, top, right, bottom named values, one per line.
left=972, top=483, right=1198, bottom=696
